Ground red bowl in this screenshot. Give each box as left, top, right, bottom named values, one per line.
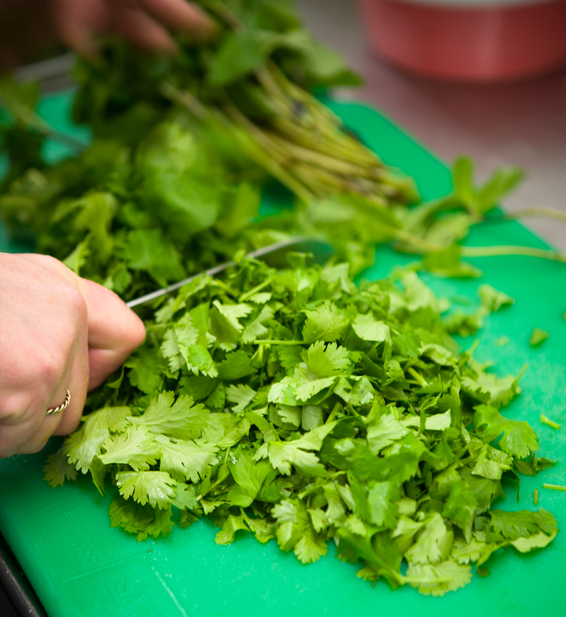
left=356, top=0, right=566, bottom=82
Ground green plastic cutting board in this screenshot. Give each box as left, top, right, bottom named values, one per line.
left=0, top=92, right=565, bottom=617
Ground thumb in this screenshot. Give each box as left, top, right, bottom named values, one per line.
left=80, top=279, right=146, bottom=389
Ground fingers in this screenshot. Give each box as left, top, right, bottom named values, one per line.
left=79, top=279, right=146, bottom=390
left=12, top=343, right=88, bottom=453
left=0, top=253, right=144, bottom=458
left=52, top=320, right=90, bottom=436
left=109, top=4, right=177, bottom=55
left=139, top=0, right=216, bottom=37
left=53, top=0, right=216, bottom=58
left=52, top=0, right=106, bottom=57
left=19, top=338, right=88, bottom=450
left=0, top=255, right=90, bottom=456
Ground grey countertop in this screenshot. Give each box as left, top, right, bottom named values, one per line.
left=298, top=0, right=566, bottom=250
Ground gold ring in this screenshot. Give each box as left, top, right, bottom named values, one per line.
left=46, top=390, right=71, bottom=416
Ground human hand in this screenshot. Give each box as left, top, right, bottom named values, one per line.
left=0, top=0, right=216, bottom=72
left=0, top=253, right=145, bottom=457
left=52, top=0, right=217, bottom=57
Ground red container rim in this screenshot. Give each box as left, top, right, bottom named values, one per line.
left=357, top=0, right=566, bottom=82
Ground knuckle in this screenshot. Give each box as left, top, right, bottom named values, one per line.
left=34, top=348, right=64, bottom=385
left=65, top=286, right=88, bottom=320
left=31, top=253, right=68, bottom=276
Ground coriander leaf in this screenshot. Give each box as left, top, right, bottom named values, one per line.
left=406, top=513, right=453, bottom=565
left=367, top=481, right=400, bottom=528
left=109, top=494, right=174, bottom=541
left=452, top=156, right=475, bottom=207
left=65, top=406, right=132, bottom=473
left=226, top=384, right=257, bottom=414
left=476, top=166, right=524, bottom=214
left=301, top=341, right=351, bottom=378
left=406, top=560, right=472, bottom=597
left=367, top=414, right=409, bottom=454
left=488, top=508, right=558, bottom=541
left=302, top=301, right=347, bottom=343
left=463, top=366, right=524, bottom=409
left=256, top=440, right=325, bottom=476
left=172, top=484, right=199, bottom=511
left=392, top=516, right=423, bottom=554
left=156, top=436, right=218, bottom=482
left=530, top=327, right=549, bottom=347
left=336, top=527, right=403, bottom=588
left=129, top=392, right=208, bottom=440
left=272, top=499, right=328, bottom=563
left=43, top=447, right=78, bottom=487
left=242, top=305, right=274, bottom=343
left=208, top=30, right=269, bottom=86
left=451, top=537, right=500, bottom=566
left=511, top=530, right=557, bottom=553
left=122, top=228, right=185, bottom=287
left=116, top=470, right=177, bottom=509
left=474, top=404, right=538, bottom=458
left=215, top=512, right=251, bottom=545
left=443, top=309, right=484, bottom=337
left=227, top=445, right=272, bottom=505
left=478, top=284, right=514, bottom=313
left=99, top=425, right=161, bottom=471
left=217, top=350, right=257, bottom=380
left=352, top=313, right=391, bottom=343
left=442, top=483, right=477, bottom=542
left=302, top=404, right=323, bottom=431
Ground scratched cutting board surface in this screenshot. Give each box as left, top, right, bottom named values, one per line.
left=0, top=92, right=565, bottom=617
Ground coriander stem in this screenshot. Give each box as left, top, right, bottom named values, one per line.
left=160, top=81, right=209, bottom=120
left=239, top=278, right=273, bottom=302
left=255, top=340, right=305, bottom=345
left=206, top=0, right=243, bottom=29
left=461, top=245, right=566, bottom=263
left=346, top=403, right=361, bottom=417
left=542, top=483, right=566, bottom=492
left=540, top=414, right=561, bottom=430
left=266, top=135, right=384, bottom=179
left=326, top=402, right=342, bottom=425
left=407, top=367, right=427, bottom=387
left=534, top=488, right=539, bottom=505
left=222, top=101, right=316, bottom=201
left=478, top=207, right=566, bottom=227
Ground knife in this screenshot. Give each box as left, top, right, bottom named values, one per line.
left=126, top=237, right=334, bottom=309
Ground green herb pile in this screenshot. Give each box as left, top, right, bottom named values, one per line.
left=44, top=258, right=557, bottom=596
left=0, top=0, right=561, bottom=598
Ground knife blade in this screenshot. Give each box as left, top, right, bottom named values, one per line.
left=125, top=237, right=333, bottom=309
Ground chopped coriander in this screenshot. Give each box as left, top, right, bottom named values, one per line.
left=43, top=259, right=557, bottom=597
left=530, top=328, right=549, bottom=347
left=534, top=489, right=539, bottom=505
left=478, top=284, right=514, bottom=313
